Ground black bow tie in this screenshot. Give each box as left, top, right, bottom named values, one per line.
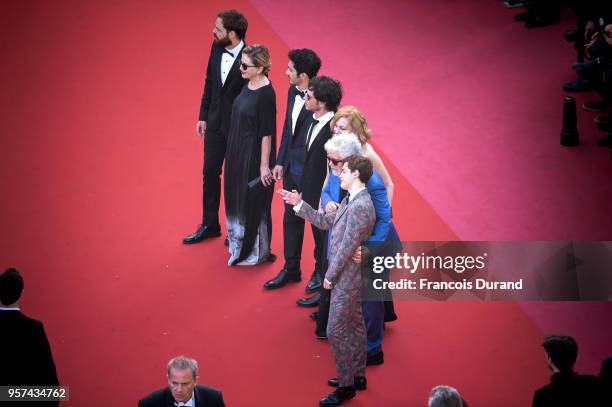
left=295, top=89, right=307, bottom=98
left=223, top=49, right=235, bottom=58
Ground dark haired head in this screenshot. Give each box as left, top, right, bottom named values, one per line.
left=309, top=76, right=342, bottom=112
left=217, top=9, right=248, bottom=40
left=0, top=268, right=24, bottom=306
left=288, top=48, right=321, bottom=79
left=542, top=335, right=578, bottom=372
left=345, top=155, right=373, bottom=184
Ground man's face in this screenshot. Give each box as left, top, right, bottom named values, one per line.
left=212, top=17, right=231, bottom=47
left=339, top=162, right=357, bottom=191
left=327, top=151, right=344, bottom=176
left=304, top=90, right=320, bottom=112
left=168, top=367, right=198, bottom=403
left=286, top=60, right=299, bottom=85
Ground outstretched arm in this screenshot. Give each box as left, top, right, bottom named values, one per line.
left=277, top=189, right=335, bottom=230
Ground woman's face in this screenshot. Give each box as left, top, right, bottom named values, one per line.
left=333, top=117, right=352, bottom=135
left=240, top=55, right=259, bottom=79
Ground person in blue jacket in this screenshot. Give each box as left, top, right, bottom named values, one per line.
left=316, top=133, right=401, bottom=366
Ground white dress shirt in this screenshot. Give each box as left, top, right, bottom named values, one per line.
left=306, top=110, right=334, bottom=150
left=221, top=40, right=244, bottom=85
left=291, top=86, right=307, bottom=135
left=174, top=392, right=194, bottom=407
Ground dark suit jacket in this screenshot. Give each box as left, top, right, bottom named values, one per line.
left=198, top=42, right=247, bottom=136
left=277, top=86, right=312, bottom=184
left=0, top=310, right=59, bottom=388
left=300, top=119, right=331, bottom=207
left=138, top=384, right=225, bottom=407
left=532, top=371, right=599, bottom=407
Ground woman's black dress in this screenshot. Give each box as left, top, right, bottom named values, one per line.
left=224, top=82, right=276, bottom=265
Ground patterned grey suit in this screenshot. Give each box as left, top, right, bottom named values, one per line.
left=296, top=189, right=376, bottom=387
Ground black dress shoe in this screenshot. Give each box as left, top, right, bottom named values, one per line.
left=319, top=386, right=356, bottom=406
left=297, top=292, right=321, bottom=308
left=366, top=351, right=384, bottom=366
left=183, top=225, right=221, bottom=244
left=513, top=12, right=530, bottom=22
left=315, top=328, right=327, bottom=340
left=309, top=311, right=319, bottom=321
left=305, top=272, right=322, bottom=293
left=327, top=376, right=366, bottom=390
left=563, top=78, right=592, bottom=93
left=263, top=268, right=301, bottom=290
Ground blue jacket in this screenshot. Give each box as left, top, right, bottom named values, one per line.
left=321, top=169, right=401, bottom=253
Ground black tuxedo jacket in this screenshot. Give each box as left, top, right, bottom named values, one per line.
left=300, top=120, right=332, bottom=207
left=138, top=384, right=225, bottom=407
left=277, top=86, right=312, bottom=184
left=198, top=42, right=247, bottom=136
left=0, top=310, right=59, bottom=388
left=532, top=371, right=599, bottom=407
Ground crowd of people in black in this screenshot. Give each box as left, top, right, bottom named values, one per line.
left=503, top=1, right=612, bottom=151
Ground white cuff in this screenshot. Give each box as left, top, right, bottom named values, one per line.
left=293, top=200, right=304, bottom=212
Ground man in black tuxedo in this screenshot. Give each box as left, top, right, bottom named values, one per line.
left=139, top=356, right=225, bottom=407
left=265, top=77, right=342, bottom=303
left=264, top=49, right=322, bottom=291
left=0, top=268, right=59, bottom=401
left=184, top=9, right=248, bottom=244
left=532, top=334, right=600, bottom=407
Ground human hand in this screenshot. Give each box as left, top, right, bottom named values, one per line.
left=196, top=121, right=207, bottom=136
left=272, top=165, right=284, bottom=181
left=260, top=166, right=274, bottom=187
left=325, top=201, right=340, bottom=213
left=277, top=189, right=302, bottom=206
left=323, top=278, right=333, bottom=289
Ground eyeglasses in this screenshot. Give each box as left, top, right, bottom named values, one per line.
left=327, top=157, right=343, bottom=166
left=240, top=62, right=257, bottom=70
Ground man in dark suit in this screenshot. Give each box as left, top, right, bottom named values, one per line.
left=139, top=356, right=225, bottom=407
left=0, top=268, right=59, bottom=402
left=532, top=334, right=599, bottom=407
left=264, top=75, right=342, bottom=296
left=264, top=49, right=322, bottom=291
left=184, top=9, right=248, bottom=244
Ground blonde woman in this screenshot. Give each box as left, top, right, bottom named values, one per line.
left=330, top=106, right=394, bottom=203
left=224, top=44, right=276, bottom=266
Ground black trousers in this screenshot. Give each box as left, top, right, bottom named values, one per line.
left=202, top=131, right=227, bottom=230
left=282, top=172, right=325, bottom=275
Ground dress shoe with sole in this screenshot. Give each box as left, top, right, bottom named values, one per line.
left=183, top=225, right=221, bottom=244
left=319, top=386, right=356, bottom=406
left=328, top=376, right=366, bottom=390
left=315, top=328, right=328, bottom=340
left=263, top=268, right=301, bottom=290
left=297, top=292, right=321, bottom=308
left=305, top=272, right=322, bottom=293
left=366, top=351, right=384, bottom=366
left=563, top=78, right=592, bottom=93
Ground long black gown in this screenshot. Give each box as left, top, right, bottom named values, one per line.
left=224, top=82, right=276, bottom=265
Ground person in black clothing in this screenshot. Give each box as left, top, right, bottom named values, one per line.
left=224, top=44, right=277, bottom=266
left=139, top=356, right=224, bottom=407
left=184, top=9, right=248, bottom=244
left=532, top=334, right=599, bottom=407
left=264, top=48, right=323, bottom=291
left=0, top=268, right=59, bottom=406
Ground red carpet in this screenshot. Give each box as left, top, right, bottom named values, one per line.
left=1, top=1, right=610, bottom=406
